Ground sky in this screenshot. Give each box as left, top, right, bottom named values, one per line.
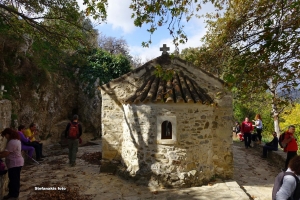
left=77, top=0, right=215, bottom=62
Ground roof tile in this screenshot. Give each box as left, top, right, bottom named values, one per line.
left=125, top=70, right=213, bottom=104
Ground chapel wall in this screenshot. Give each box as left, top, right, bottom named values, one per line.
left=121, top=102, right=233, bottom=187
left=101, top=92, right=124, bottom=161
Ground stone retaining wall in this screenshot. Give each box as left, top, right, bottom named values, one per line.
left=0, top=100, right=11, bottom=199
left=254, top=144, right=286, bottom=168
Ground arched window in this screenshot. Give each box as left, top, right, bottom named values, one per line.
left=161, top=120, right=172, bottom=139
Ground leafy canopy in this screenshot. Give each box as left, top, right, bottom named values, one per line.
left=204, top=0, right=300, bottom=94
left=0, top=0, right=98, bottom=48
left=84, top=0, right=227, bottom=47
left=77, top=49, right=132, bottom=96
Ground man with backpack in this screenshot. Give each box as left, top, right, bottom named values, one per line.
left=65, top=115, right=82, bottom=167
left=281, top=125, right=298, bottom=171
left=273, top=155, right=300, bottom=200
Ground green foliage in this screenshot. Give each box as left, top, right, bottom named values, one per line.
left=233, top=91, right=275, bottom=138
left=0, top=71, right=22, bottom=100
left=31, top=40, right=65, bottom=72
left=203, top=0, right=300, bottom=105
left=77, top=49, right=132, bottom=96
left=85, top=0, right=227, bottom=47
left=154, top=65, right=174, bottom=81
left=179, top=46, right=234, bottom=77
left=0, top=0, right=98, bottom=49
left=280, top=104, right=300, bottom=151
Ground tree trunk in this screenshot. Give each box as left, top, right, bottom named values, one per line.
left=270, top=81, right=281, bottom=137
left=273, top=113, right=280, bottom=137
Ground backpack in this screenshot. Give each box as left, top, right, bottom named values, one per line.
left=279, top=132, right=286, bottom=148
left=272, top=171, right=300, bottom=200
left=68, top=122, right=79, bottom=139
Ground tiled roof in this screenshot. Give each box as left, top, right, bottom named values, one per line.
left=125, top=70, right=213, bottom=104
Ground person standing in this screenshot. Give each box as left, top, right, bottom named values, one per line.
left=253, top=114, right=263, bottom=144
left=261, top=131, right=278, bottom=158
left=241, top=117, right=254, bottom=148
left=65, top=115, right=82, bottom=167
left=283, top=125, right=298, bottom=171
left=276, top=155, right=300, bottom=200
left=0, top=128, right=24, bottom=200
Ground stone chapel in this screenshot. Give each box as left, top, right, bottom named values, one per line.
left=100, top=45, right=233, bottom=187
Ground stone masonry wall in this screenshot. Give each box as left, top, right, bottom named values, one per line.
left=100, top=56, right=233, bottom=186
left=0, top=100, right=11, bottom=150
left=0, top=100, right=11, bottom=199
left=120, top=103, right=233, bottom=187
left=101, top=89, right=233, bottom=187
left=101, top=92, right=124, bottom=161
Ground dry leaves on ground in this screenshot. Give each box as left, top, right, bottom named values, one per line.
left=79, top=152, right=102, bottom=165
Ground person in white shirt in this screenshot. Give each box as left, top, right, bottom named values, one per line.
left=0, top=128, right=24, bottom=200
left=253, top=114, right=263, bottom=144
left=276, top=155, right=300, bottom=200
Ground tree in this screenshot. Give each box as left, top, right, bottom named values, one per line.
left=84, top=0, right=227, bottom=47
left=179, top=45, right=233, bottom=77
left=280, top=103, right=300, bottom=153
left=201, top=0, right=300, bottom=136
left=97, top=34, right=145, bottom=68
left=0, top=0, right=100, bottom=48
left=77, top=48, right=132, bottom=96
left=98, top=34, right=129, bottom=55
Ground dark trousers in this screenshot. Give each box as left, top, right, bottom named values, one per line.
left=244, top=133, right=251, bottom=147
left=251, top=133, right=258, bottom=142
left=256, top=128, right=262, bottom=141
left=8, top=166, right=22, bottom=198
left=68, top=139, right=79, bottom=164
left=285, top=151, right=297, bottom=169
left=27, top=141, right=43, bottom=159
left=263, top=146, right=277, bottom=157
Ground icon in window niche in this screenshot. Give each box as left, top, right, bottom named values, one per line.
left=161, top=120, right=172, bottom=139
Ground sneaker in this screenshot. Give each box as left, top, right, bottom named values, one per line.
left=41, top=155, right=47, bottom=158
left=71, top=163, right=76, bottom=167
left=36, top=158, right=44, bottom=162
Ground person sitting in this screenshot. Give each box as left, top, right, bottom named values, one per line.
left=17, top=125, right=35, bottom=163
left=261, top=131, right=278, bottom=158
left=235, top=122, right=244, bottom=141
left=23, top=123, right=45, bottom=161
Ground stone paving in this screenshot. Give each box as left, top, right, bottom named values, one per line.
left=15, top=140, right=284, bottom=200
left=232, top=142, right=282, bottom=200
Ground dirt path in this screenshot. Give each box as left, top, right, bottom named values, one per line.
left=232, top=141, right=282, bottom=200
left=14, top=140, right=282, bottom=200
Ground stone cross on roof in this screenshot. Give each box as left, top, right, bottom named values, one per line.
left=160, top=44, right=170, bottom=55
